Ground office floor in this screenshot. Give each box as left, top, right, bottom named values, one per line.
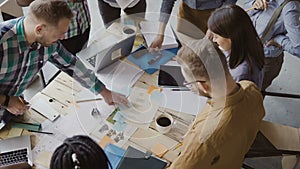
left=22, top=0, right=300, bottom=169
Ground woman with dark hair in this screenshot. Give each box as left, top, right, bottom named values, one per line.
left=50, top=135, right=111, bottom=169
left=207, top=5, right=265, bottom=89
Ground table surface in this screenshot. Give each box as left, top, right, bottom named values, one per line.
left=0, top=18, right=200, bottom=169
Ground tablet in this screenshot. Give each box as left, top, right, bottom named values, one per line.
left=158, top=65, right=186, bottom=88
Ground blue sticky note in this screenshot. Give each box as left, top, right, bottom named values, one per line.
left=104, top=143, right=126, bottom=169
left=127, top=46, right=178, bottom=74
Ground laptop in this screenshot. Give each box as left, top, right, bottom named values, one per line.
left=0, top=135, right=33, bottom=169
left=82, top=34, right=136, bottom=72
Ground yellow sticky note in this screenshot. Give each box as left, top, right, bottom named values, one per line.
left=8, top=128, right=23, bottom=137
left=151, top=143, right=169, bottom=158
left=99, top=135, right=115, bottom=148
left=147, top=85, right=162, bottom=94
left=35, top=151, right=52, bottom=168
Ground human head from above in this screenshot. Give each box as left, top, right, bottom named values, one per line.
left=176, top=39, right=230, bottom=99
left=25, top=0, right=73, bottom=47
left=50, top=135, right=111, bottom=169
left=207, top=5, right=264, bottom=71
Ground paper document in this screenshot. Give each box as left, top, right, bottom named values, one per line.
left=160, top=89, right=207, bottom=115
left=96, top=61, right=144, bottom=96
left=30, top=98, right=60, bottom=121
left=119, top=87, right=160, bottom=128
left=140, top=21, right=178, bottom=50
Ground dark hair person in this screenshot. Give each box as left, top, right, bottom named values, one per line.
left=50, top=135, right=111, bottom=169
left=208, top=5, right=265, bottom=89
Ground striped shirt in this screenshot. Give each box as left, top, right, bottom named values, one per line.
left=65, top=0, right=91, bottom=39
left=0, top=17, right=104, bottom=96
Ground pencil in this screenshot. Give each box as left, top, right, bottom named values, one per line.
left=28, top=130, right=53, bottom=135
left=170, top=142, right=183, bottom=151
left=245, top=6, right=256, bottom=12
left=18, top=97, right=25, bottom=104
left=76, top=98, right=102, bottom=103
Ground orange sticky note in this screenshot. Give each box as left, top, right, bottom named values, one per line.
left=151, top=143, right=169, bottom=158
left=99, top=135, right=115, bottom=148
left=147, top=85, right=162, bottom=94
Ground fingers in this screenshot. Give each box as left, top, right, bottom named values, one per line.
left=254, top=0, right=268, bottom=10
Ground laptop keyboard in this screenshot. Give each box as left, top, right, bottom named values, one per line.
left=86, top=55, right=96, bottom=67
left=0, top=148, right=28, bottom=166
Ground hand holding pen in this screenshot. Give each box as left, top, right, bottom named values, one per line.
left=5, top=96, right=30, bottom=115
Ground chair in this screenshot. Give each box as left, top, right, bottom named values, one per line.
left=243, top=121, right=300, bottom=169
left=0, top=0, right=23, bottom=21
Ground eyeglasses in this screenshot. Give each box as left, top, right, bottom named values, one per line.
left=183, top=80, right=205, bottom=88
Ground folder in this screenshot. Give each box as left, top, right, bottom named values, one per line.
left=117, top=146, right=167, bottom=169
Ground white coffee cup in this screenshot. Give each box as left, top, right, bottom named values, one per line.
left=122, top=25, right=136, bottom=35
left=155, top=113, right=173, bottom=134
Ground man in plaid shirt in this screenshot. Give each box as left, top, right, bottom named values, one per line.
left=17, top=0, right=91, bottom=55
left=0, top=0, right=127, bottom=118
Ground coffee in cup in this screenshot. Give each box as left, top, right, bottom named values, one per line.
left=155, top=113, right=173, bottom=134
left=122, top=26, right=136, bottom=35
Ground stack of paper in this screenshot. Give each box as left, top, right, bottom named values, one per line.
left=139, top=21, right=178, bottom=50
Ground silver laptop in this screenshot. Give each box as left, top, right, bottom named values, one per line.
left=82, top=34, right=135, bottom=72
left=0, top=135, right=33, bottom=169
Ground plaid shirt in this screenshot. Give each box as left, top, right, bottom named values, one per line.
left=65, top=0, right=91, bottom=39
left=0, top=17, right=104, bottom=96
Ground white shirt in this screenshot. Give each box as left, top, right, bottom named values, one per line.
left=103, top=0, right=140, bottom=9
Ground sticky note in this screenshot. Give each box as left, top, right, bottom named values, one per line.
left=8, top=128, right=23, bottom=137
left=99, top=135, right=115, bottom=148
left=147, top=85, right=162, bottom=94
left=35, top=151, right=52, bottom=168
left=151, top=143, right=169, bottom=158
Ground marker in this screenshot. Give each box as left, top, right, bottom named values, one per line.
left=28, top=130, right=54, bottom=135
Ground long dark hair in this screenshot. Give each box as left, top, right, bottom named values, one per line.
left=50, top=135, right=111, bottom=169
left=208, top=5, right=264, bottom=73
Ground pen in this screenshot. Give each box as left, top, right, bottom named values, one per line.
left=28, top=130, right=53, bottom=135
left=76, top=98, right=102, bottom=103
left=171, top=88, right=189, bottom=91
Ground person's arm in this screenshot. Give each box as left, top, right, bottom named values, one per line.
left=0, top=95, right=29, bottom=115
left=149, top=0, right=176, bottom=51
left=15, top=0, right=34, bottom=7
left=49, top=43, right=128, bottom=106
left=270, top=2, right=300, bottom=58
left=168, top=142, right=217, bottom=169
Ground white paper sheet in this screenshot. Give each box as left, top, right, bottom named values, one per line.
left=160, top=89, right=207, bottom=115
left=119, top=87, right=160, bottom=128
left=96, top=61, right=144, bottom=96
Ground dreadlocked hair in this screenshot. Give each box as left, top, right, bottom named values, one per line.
left=50, top=135, right=111, bottom=169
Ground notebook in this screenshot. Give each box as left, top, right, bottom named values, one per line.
left=0, top=135, right=33, bottom=169
left=117, top=146, right=167, bottom=169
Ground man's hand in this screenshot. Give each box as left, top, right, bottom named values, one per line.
left=253, top=0, right=269, bottom=10
left=6, top=96, right=30, bottom=115
left=204, top=29, right=214, bottom=40
left=266, top=38, right=282, bottom=48
left=149, top=34, right=164, bottom=54
left=100, top=88, right=128, bottom=106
